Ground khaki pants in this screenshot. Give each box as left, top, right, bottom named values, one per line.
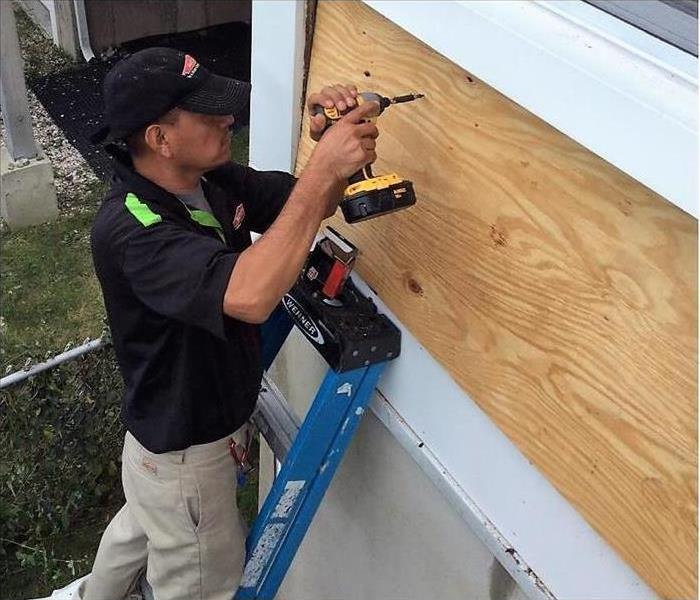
left=78, top=428, right=248, bottom=600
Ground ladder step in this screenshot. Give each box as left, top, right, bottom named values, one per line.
left=251, top=374, right=301, bottom=463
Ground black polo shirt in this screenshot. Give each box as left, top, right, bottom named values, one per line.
left=91, top=147, right=296, bottom=453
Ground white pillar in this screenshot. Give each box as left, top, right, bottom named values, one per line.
left=0, top=1, right=58, bottom=229
left=249, top=0, right=306, bottom=172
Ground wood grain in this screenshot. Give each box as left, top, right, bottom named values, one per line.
left=296, top=2, right=698, bottom=598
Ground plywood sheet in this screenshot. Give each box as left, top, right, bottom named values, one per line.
left=296, top=2, right=698, bottom=598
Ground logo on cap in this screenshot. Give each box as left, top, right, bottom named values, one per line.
left=182, top=54, right=200, bottom=78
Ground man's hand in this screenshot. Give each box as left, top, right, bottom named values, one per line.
left=306, top=84, right=359, bottom=142
left=308, top=100, right=379, bottom=183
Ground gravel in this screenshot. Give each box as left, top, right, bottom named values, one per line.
left=1, top=89, right=102, bottom=219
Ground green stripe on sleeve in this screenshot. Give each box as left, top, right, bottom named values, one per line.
left=125, top=193, right=162, bottom=227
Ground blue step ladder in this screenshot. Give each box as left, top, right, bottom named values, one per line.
left=234, top=302, right=392, bottom=599
left=234, top=228, right=400, bottom=599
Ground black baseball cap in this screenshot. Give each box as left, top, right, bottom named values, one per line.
left=91, top=47, right=251, bottom=144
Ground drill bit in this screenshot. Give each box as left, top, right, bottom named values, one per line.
left=390, top=93, right=425, bottom=104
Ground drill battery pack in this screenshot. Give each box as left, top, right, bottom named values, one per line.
left=341, top=174, right=416, bottom=223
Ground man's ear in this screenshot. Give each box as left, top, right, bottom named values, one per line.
left=144, top=123, right=173, bottom=158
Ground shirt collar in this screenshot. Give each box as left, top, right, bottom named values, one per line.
left=105, top=145, right=228, bottom=242
left=106, top=144, right=186, bottom=212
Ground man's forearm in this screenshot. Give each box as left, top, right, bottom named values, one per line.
left=224, top=162, right=343, bottom=323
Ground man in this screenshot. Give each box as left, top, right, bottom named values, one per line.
left=80, top=47, right=378, bottom=600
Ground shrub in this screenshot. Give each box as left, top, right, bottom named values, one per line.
left=0, top=346, right=124, bottom=597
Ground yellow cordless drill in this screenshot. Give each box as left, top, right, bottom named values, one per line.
left=311, top=91, right=424, bottom=223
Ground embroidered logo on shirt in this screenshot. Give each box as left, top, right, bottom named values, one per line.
left=232, top=204, right=246, bottom=230
left=182, top=55, right=200, bottom=78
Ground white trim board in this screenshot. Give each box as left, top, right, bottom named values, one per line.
left=364, top=0, right=698, bottom=219
left=41, top=0, right=60, bottom=46
left=249, top=0, right=306, bottom=173
left=369, top=392, right=555, bottom=600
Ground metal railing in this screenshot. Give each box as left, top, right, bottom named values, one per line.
left=0, top=337, right=109, bottom=389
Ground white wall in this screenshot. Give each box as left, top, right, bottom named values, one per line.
left=262, top=331, right=530, bottom=600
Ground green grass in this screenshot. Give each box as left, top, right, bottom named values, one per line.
left=3, top=516, right=112, bottom=598
left=0, top=185, right=107, bottom=373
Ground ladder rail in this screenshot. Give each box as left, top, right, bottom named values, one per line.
left=243, top=366, right=365, bottom=569
left=255, top=363, right=384, bottom=599
left=236, top=363, right=386, bottom=600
